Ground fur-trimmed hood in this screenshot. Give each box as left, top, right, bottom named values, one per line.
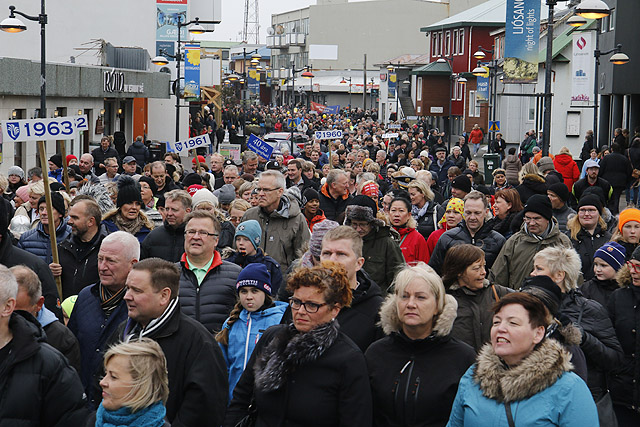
left=473, top=338, right=573, bottom=403
left=378, top=293, right=458, bottom=337
left=522, top=173, right=546, bottom=184
left=616, top=263, right=633, bottom=288
left=102, top=208, right=154, bottom=230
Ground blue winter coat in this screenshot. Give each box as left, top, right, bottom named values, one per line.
left=48, top=168, right=63, bottom=183
left=18, top=219, right=72, bottom=264
left=219, top=301, right=287, bottom=401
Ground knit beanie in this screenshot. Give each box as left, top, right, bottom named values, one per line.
left=523, top=194, right=553, bottom=221
left=520, top=275, right=562, bottom=316
left=582, top=186, right=606, bottom=207
left=192, top=155, right=207, bottom=165
left=451, top=175, right=472, bottom=194
left=116, top=175, right=143, bottom=208
left=235, top=220, right=262, bottom=251
left=49, top=154, right=62, bottom=168
left=632, top=246, right=640, bottom=262
left=138, top=176, right=158, bottom=195
left=50, top=182, right=65, bottom=192
left=38, top=192, right=65, bottom=216
left=7, top=166, right=24, bottom=180
left=618, top=208, right=640, bottom=233
left=191, top=188, right=219, bottom=209
left=213, top=184, right=236, bottom=204
left=346, top=195, right=378, bottom=223
left=66, top=154, right=77, bottom=165
left=578, top=194, right=603, bottom=214
left=594, top=242, right=626, bottom=271
left=361, top=182, right=379, bottom=198
left=182, top=172, right=203, bottom=188
left=236, top=263, right=272, bottom=296
left=302, top=188, right=319, bottom=207
left=15, top=185, right=30, bottom=202
left=548, top=182, right=570, bottom=203
left=309, top=220, right=339, bottom=259
left=186, top=184, right=204, bottom=197
left=537, top=157, right=555, bottom=173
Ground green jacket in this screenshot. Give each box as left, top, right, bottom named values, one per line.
left=362, top=224, right=405, bottom=293
left=489, top=218, right=572, bottom=289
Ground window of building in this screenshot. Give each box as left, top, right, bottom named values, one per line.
left=601, top=15, right=609, bottom=33
left=609, top=9, right=615, bottom=31
left=445, top=31, right=451, bottom=56
left=528, top=97, right=536, bottom=121
left=468, top=90, right=477, bottom=117
left=437, top=32, right=443, bottom=56
left=453, top=30, right=459, bottom=56
left=432, top=33, right=439, bottom=57
left=452, top=79, right=457, bottom=101
left=417, top=77, right=422, bottom=101
left=458, top=29, right=465, bottom=55
left=457, top=81, right=464, bottom=101
left=301, top=18, right=309, bottom=34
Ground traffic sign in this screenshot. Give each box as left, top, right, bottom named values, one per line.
left=315, top=130, right=343, bottom=140
left=489, top=121, right=500, bottom=132
left=247, top=134, right=274, bottom=160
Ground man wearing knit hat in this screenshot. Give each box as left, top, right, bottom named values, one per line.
left=226, top=219, right=283, bottom=296
left=547, top=182, right=575, bottom=233
left=572, top=159, right=613, bottom=204
left=48, top=154, right=63, bottom=183
left=18, top=192, right=71, bottom=265
left=344, top=195, right=404, bottom=292
left=490, top=194, right=572, bottom=289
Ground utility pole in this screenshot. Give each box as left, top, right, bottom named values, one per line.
left=363, top=54, right=367, bottom=111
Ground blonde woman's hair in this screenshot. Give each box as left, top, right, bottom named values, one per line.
left=103, top=338, right=169, bottom=412
left=567, top=213, right=606, bottom=240
left=533, top=246, right=582, bottom=291
left=407, top=179, right=435, bottom=202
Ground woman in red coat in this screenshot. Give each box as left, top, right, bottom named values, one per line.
left=553, top=146, right=581, bottom=191
left=389, top=197, right=429, bottom=265
left=469, top=124, right=484, bottom=156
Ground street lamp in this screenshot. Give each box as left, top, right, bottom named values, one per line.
left=301, top=67, right=314, bottom=109
left=473, top=45, right=500, bottom=144
left=370, top=77, right=375, bottom=110
left=289, top=60, right=309, bottom=155
left=340, top=76, right=353, bottom=110
left=151, top=16, right=218, bottom=142
left=575, top=0, right=611, bottom=20
left=387, top=63, right=402, bottom=123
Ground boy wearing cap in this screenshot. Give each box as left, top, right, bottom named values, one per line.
left=226, top=220, right=284, bottom=296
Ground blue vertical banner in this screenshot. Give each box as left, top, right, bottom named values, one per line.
left=266, top=69, right=272, bottom=86
left=184, top=44, right=201, bottom=100
left=247, top=68, right=260, bottom=95
left=504, top=0, right=541, bottom=83
left=476, top=66, right=490, bottom=101
left=156, top=2, right=187, bottom=42
left=388, top=72, right=396, bottom=98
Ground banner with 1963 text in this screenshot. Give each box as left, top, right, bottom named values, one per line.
left=504, top=0, right=540, bottom=83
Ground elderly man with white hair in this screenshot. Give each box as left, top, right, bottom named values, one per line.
left=68, top=231, right=140, bottom=409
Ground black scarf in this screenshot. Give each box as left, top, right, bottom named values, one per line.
left=99, top=284, right=126, bottom=315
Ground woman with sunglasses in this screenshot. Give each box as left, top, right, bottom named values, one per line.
left=223, top=263, right=372, bottom=427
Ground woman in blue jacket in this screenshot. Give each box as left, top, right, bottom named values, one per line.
left=216, top=263, right=287, bottom=402
left=447, top=292, right=598, bottom=427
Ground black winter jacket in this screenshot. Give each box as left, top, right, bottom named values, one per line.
left=607, top=270, right=640, bottom=411
left=570, top=225, right=611, bottom=281
left=126, top=140, right=151, bottom=166
left=580, top=277, right=619, bottom=312
left=429, top=222, right=506, bottom=275
left=112, top=302, right=229, bottom=427
left=178, top=252, right=241, bottom=333
left=42, top=316, right=81, bottom=374
left=58, top=229, right=107, bottom=299
left=560, top=289, right=624, bottom=400
left=516, top=173, right=547, bottom=204
left=572, top=176, right=613, bottom=203
left=0, top=311, right=88, bottom=426
left=90, top=146, right=119, bottom=176
left=224, top=322, right=372, bottom=427
left=318, top=183, right=352, bottom=222
left=0, top=231, right=61, bottom=319
left=140, top=222, right=186, bottom=263
left=598, top=151, right=632, bottom=188
left=416, top=201, right=439, bottom=241
left=366, top=294, right=476, bottom=427
left=226, top=248, right=283, bottom=296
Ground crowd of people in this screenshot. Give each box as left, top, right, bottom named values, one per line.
left=2, top=104, right=640, bottom=426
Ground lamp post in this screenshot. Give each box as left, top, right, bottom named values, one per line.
left=302, top=65, right=314, bottom=109
left=340, top=76, right=353, bottom=111
left=437, top=56, right=458, bottom=148
left=152, top=17, right=218, bottom=142
left=370, top=77, right=375, bottom=109
left=288, top=60, right=310, bottom=155
left=386, top=64, right=401, bottom=123
left=473, top=46, right=498, bottom=144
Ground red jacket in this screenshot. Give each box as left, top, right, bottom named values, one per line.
left=470, top=129, right=484, bottom=145
left=395, top=227, right=429, bottom=265
left=305, top=210, right=327, bottom=232
left=553, top=154, right=581, bottom=191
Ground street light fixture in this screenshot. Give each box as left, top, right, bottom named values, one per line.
left=473, top=50, right=486, bottom=60
left=567, top=15, right=587, bottom=27
left=575, top=0, right=611, bottom=20
left=610, top=51, right=630, bottom=65
left=340, top=76, right=353, bottom=110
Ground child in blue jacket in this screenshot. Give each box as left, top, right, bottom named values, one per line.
left=216, top=263, right=287, bottom=402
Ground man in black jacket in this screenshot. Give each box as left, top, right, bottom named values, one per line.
left=114, top=258, right=228, bottom=427
left=141, top=189, right=191, bottom=262
left=12, top=265, right=81, bottom=373
left=51, top=196, right=106, bottom=299
left=0, top=265, right=87, bottom=425
left=286, top=159, right=319, bottom=193
left=572, top=159, right=613, bottom=205
left=429, top=191, right=506, bottom=274
left=91, top=136, right=120, bottom=176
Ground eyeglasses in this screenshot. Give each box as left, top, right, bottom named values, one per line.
left=523, top=215, right=544, bottom=223
left=185, top=230, right=219, bottom=238
left=289, top=297, right=328, bottom=313
left=626, top=261, right=640, bottom=274
left=255, top=187, right=279, bottom=193
left=578, top=208, right=598, bottom=215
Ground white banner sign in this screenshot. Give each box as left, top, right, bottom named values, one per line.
left=387, top=124, right=402, bottom=129
left=314, top=130, right=343, bottom=140
left=571, top=32, right=594, bottom=103
left=169, top=133, right=211, bottom=154
left=1, top=115, right=88, bottom=142
left=381, top=133, right=399, bottom=139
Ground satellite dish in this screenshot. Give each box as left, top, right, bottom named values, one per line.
left=267, top=27, right=275, bottom=35
left=276, top=24, right=284, bottom=35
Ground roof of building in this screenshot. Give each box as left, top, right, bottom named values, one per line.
left=411, top=59, right=452, bottom=76
left=375, top=54, right=431, bottom=67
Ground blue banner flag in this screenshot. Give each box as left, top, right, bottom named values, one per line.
left=324, top=105, right=340, bottom=115
left=184, top=44, right=201, bottom=99
left=476, top=66, right=490, bottom=101
left=504, top=0, right=540, bottom=83
left=388, top=72, right=396, bottom=98
left=247, top=134, right=274, bottom=160
left=247, top=68, right=260, bottom=95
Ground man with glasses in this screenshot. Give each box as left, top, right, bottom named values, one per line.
left=141, top=190, right=191, bottom=262
left=490, top=194, right=572, bottom=289
left=98, top=157, right=121, bottom=184
left=178, top=210, right=241, bottom=333
left=242, top=170, right=310, bottom=275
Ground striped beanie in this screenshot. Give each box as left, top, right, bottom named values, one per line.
left=594, top=242, right=626, bottom=271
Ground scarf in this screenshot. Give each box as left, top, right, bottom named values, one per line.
left=113, top=212, right=144, bottom=236
left=100, top=284, right=126, bottom=315
left=95, top=401, right=166, bottom=427
left=411, top=201, right=430, bottom=220
left=123, top=297, right=180, bottom=342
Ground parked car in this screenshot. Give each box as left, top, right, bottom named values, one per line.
left=263, top=132, right=308, bottom=156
